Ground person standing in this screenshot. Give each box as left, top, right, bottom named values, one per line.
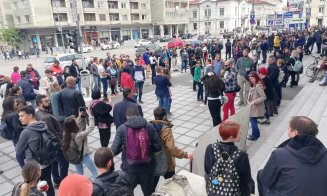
left=267, top=55, right=280, bottom=111
left=133, top=58, right=146, bottom=104
left=149, top=52, right=157, bottom=84
left=41, top=69, right=58, bottom=97
left=189, top=54, right=197, bottom=91
left=142, top=48, right=151, bottom=78
left=211, top=53, right=224, bottom=76
left=257, top=116, right=327, bottom=196
left=225, top=39, right=232, bottom=60
left=258, top=67, right=274, bottom=124
left=222, top=60, right=238, bottom=121
left=171, top=47, right=178, bottom=71
left=154, top=66, right=172, bottom=115
left=235, top=48, right=254, bottom=106
left=181, top=48, right=189, bottom=73
left=17, top=71, right=37, bottom=107
left=97, top=60, right=109, bottom=98
left=193, top=60, right=204, bottom=101
left=69, top=59, right=81, bottom=92
left=247, top=72, right=266, bottom=141
left=90, top=57, right=100, bottom=90
left=315, top=30, right=322, bottom=54
left=26, top=64, right=41, bottom=91
left=50, top=60, right=64, bottom=85
left=11, top=66, right=21, bottom=84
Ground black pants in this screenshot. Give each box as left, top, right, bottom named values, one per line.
left=153, top=170, right=175, bottom=189
left=110, top=84, right=115, bottom=95
left=190, top=68, right=196, bottom=90
left=226, top=51, right=231, bottom=60
left=151, top=64, right=156, bottom=84
left=99, top=127, right=111, bottom=147
left=41, top=164, right=54, bottom=196
left=127, top=170, right=155, bottom=196
left=288, top=71, right=298, bottom=86
left=317, top=43, right=322, bottom=53
left=208, top=99, right=222, bottom=127
left=51, top=149, right=69, bottom=185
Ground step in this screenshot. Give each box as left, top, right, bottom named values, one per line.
left=317, top=104, right=327, bottom=145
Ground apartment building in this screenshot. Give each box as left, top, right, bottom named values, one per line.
left=7, top=0, right=152, bottom=51
left=150, top=0, right=189, bottom=37
left=304, top=0, right=327, bottom=26
left=188, top=0, right=276, bottom=35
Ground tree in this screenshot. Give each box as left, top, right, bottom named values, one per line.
left=0, top=28, right=21, bottom=48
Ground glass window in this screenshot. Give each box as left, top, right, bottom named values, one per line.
left=58, top=56, right=67, bottom=61
left=66, top=55, right=75, bottom=61
left=193, top=23, right=197, bottom=30
left=220, top=21, right=224, bottom=28
left=122, top=14, right=128, bottom=20
left=25, top=15, right=30, bottom=23
left=319, top=6, right=324, bottom=13
left=141, top=3, right=146, bottom=9
left=97, top=1, right=104, bottom=8
left=205, top=9, right=211, bottom=18
left=44, top=57, right=56, bottom=63
left=121, top=3, right=126, bottom=8
left=142, top=15, right=146, bottom=20
left=21, top=0, right=29, bottom=8
left=99, top=14, right=106, bottom=21
left=16, top=16, right=21, bottom=24
left=193, top=10, right=197, bottom=18
left=220, top=8, right=224, bottom=16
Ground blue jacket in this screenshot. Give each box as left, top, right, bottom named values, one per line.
left=268, top=63, right=279, bottom=87
left=142, top=52, right=150, bottom=65
left=17, top=78, right=36, bottom=101
left=154, top=75, right=172, bottom=98
left=132, top=65, right=145, bottom=82
left=296, top=36, right=305, bottom=47
left=112, top=98, right=143, bottom=128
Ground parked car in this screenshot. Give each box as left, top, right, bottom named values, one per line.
left=135, top=43, right=162, bottom=57
left=133, top=39, right=152, bottom=48
left=179, top=33, right=194, bottom=39
left=185, top=40, right=202, bottom=48
left=160, top=36, right=173, bottom=42
left=223, top=32, right=234, bottom=39
left=100, top=42, right=120, bottom=50
left=167, top=39, right=184, bottom=49
left=43, top=53, right=89, bottom=71
left=82, top=45, right=93, bottom=53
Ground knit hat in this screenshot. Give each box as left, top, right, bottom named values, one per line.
left=58, top=174, right=93, bottom=196
left=258, top=67, right=268, bottom=75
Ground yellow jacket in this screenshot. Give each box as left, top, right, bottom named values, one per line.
left=274, top=36, right=280, bottom=47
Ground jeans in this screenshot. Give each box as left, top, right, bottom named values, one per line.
left=237, top=75, right=250, bottom=104
left=226, top=51, right=231, bottom=60
left=196, top=81, right=203, bottom=100
left=150, top=64, right=156, bottom=84
left=135, top=81, right=144, bottom=101
left=223, top=92, right=236, bottom=121
left=256, top=50, right=261, bottom=60
left=250, top=117, right=260, bottom=139
left=264, top=100, right=273, bottom=120
left=275, top=85, right=282, bottom=106
left=51, top=149, right=69, bottom=185
left=262, top=50, right=268, bottom=63
left=12, top=138, right=25, bottom=168
left=93, top=75, right=100, bottom=90
left=288, top=71, right=297, bottom=86
left=181, top=60, right=188, bottom=72
left=324, top=71, right=327, bottom=84
left=208, top=99, right=222, bottom=127
left=75, top=154, right=98, bottom=181
left=99, top=127, right=111, bottom=147
left=100, top=78, right=108, bottom=97
left=127, top=170, right=155, bottom=196
left=75, top=79, right=81, bottom=92
left=41, top=164, right=55, bottom=196
left=159, top=96, right=169, bottom=115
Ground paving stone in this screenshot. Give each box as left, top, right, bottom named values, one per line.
left=1, top=145, right=15, bottom=154
left=185, top=130, right=205, bottom=138
left=171, top=119, right=187, bottom=126
left=179, top=122, right=199, bottom=129
left=0, top=160, right=19, bottom=171
left=0, top=155, right=11, bottom=165
left=0, top=182, right=13, bottom=196
left=173, top=109, right=190, bottom=115
left=176, top=136, right=196, bottom=146
left=0, top=142, right=12, bottom=149
left=176, top=157, right=191, bottom=168
left=2, top=166, right=21, bottom=179
left=173, top=127, right=189, bottom=135
left=0, top=176, right=5, bottom=184
left=11, top=175, right=23, bottom=184
left=176, top=115, right=193, bottom=121
left=193, top=124, right=212, bottom=132
left=188, top=117, right=206, bottom=124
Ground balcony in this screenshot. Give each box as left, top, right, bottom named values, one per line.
left=108, top=1, right=118, bottom=9
left=82, top=0, right=94, bottom=8
left=53, top=13, right=68, bottom=22
left=131, top=14, right=139, bottom=21
left=51, top=0, right=65, bottom=7
left=130, top=2, right=139, bottom=10
left=84, top=13, right=96, bottom=21
left=109, top=13, right=119, bottom=21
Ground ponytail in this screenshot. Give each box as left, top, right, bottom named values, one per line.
left=19, top=183, right=30, bottom=196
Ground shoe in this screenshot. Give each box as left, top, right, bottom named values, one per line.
left=139, top=100, right=144, bottom=104
left=237, top=102, right=244, bottom=106
left=54, top=183, right=60, bottom=189
left=247, top=136, right=258, bottom=141
left=197, top=98, right=201, bottom=101
left=261, top=119, right=271, bottom=124
left=319, top=83, right=327, bottom=86
left=273, top=111, right=278, bottom=115
left=290, top=85, right=293, bottom=88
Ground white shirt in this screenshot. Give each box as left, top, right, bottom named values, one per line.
left=98, top=65, right=107, bottom=78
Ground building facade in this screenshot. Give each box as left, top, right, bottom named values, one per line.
left=150, top=0, right=189, bottom=37
left=304, top=0, right=327, bottom=26
left=188, top=0, right=276, bottom=35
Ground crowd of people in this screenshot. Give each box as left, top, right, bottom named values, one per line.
left=1, top=26, right=327, bottom=196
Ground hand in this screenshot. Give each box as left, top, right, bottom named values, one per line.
left=78, top=111, right=83, bottom=118
left=86, top=108, right=92, bottom=116
left=250, top=101, right=255, bottom=106
left=188, top=153, right=193, bottom=160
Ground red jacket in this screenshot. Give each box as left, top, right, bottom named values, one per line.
left=120, top=72, right=135, bottom=92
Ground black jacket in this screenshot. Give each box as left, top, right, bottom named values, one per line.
left=258, top=135, right=327, bottom=196
left=58, top=87, right=85, bottom=117
left=91, top=100, right=113, bottom=126
left=205, top=142, right=254, bottom=196
left=112, top=98, right=143, bottom=128
left=17, top=78, right=37, bottom=101
left=1, top=111, right=23, bottom=140
left=267, top=63, right=279, bottom=87
left=69, top=64, right=80, bottom=81
left=262, top=77, right=274, bottom=101
left=35, top=109, right=63, bottom=141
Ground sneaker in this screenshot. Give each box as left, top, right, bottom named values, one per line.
left=54, top=183, right=60, bottom=189
left=319, top=83, right=327, bottom=86
left=139, top=100, right=144, bottom=104
left=236, top=101, right=244, bottom=106
left=261, top=119, right=271, bottom=124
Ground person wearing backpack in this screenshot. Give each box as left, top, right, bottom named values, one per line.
left=287, top=50, right=301, bottom=87
left=62, top=108, right=98, bottom=181
left=111, top=107, right=162, bottom=196
left=204, top=121, right=254, bottom=196
left=150, top=107, right=193, bottom=188
left=92, top=147, right=133, bottom=196
left=15, top=105, right=59, bottom=196
left=35, top=94, right=68, bottom=189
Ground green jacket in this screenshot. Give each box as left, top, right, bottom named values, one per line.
left=193, top=66, right=202, bottom=82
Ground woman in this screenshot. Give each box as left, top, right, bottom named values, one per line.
left=12, top=160, right=43, bottom=196
left=1, top=96, right=24, bottom=167
left=149, top=52, right=157, bottom=85
left=201, top=71, right=225, bottom=127
left=90, top=89, right=113, bottom=147
left=247, top=72, right=266, bottom=141
left=11, top=66, right=20, bottom=84
left=0, top=76, right=11, bottom=98
left=193, top=60, right=204, bottom=102
left=287, top=50, right=300, bottom=87
left=62, top=109, right=98, bottom=181
left=107, top=61, right=118, bottom=96
left=204, top=121, right=254, bottom=196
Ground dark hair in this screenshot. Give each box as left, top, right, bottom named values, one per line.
left=13, top=66, right=19, bottom=72
left=4, top=82, right=14, bottom=98
left=20, top=71, right=27, bottom=77
left=289, top=116, right=318, bottom=136
left=35, top=94, right=47, bottom=107
left=248, top=71, right=264, bottom=87
left=62, top=115, right=80, bottom=152
left=153, top=107, right=166, bottom=120
left=243, top=48, right=250, bottom=53
left=15, top=97, right=27, bottom=110
left=11, top=85, right=21, bottom=96
left=18, top=105, right=35, bottom=117
left=123, top=88, right=132, bottom=98
left=126, top=106, right=139, bottom=117
left=1, top=96, right=16, bottom=121
left=91, top=89, right=101, bottom=100
left=94, top=147, right=115, bottom=171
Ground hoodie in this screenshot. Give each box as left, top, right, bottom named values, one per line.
left=111, top=116, right=161, bottom=173
left=258, top=135, right=327, bottom=196
left=15, top=121, right=49, bottom=167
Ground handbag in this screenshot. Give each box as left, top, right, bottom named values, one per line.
left=152, top=175, right=195, bottom=196
left=153, top=126, right=168, bottom=176
left=109, top=77, right=117, bottom=86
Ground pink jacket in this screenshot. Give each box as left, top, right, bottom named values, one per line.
left=11, top=72, right=21, bottom=84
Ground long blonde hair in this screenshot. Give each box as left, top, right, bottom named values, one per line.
left=20, top=160, right=40, bottom=196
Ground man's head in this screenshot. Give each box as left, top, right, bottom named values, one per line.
left=126, top=55, right=130, bottom=60
left=20, top=70, right=27, bottom=78
left=65, top=76, right=76, bottom=88
left=18, top=105, right=35, bottom=125
left=126, top=106, right=140, bottom=118
left=123, top=88, right=134, bottom=99
left=215, top=53, right=221, bottom=60
left=258, top=67, right=268, bottom=79
left=155, top=66, right=162, bottom=74
left=288, top=116, right=318, bottom=138
left=93, top=57, right=98, bottom=63
left=268, top=55, right=276, bottom=65
left=153, top=106, right=166, bottom=120
left=13, top=66, right=19, bottom=72
left=45, top=69, right=53, bottom=78
left=36, top=94, right=52, bottom=110
left=54, top=60, right=60, bottom=66
left=135, top=58, right=140, bottom=65
left=224, top=60, right=232, bottom=69
left=106, top=52, right=111, bottom=58
left=94, top=147, right=115, bottom=172
left=27, top=64, right=33, bottom=72
left=242, top=48, right=249, bottom=57
left=72, top=59, right=77, bottom=65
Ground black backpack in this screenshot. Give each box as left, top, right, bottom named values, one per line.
left=206, top=143, right=241, bottom=196
left=28, top=130, right=60, bottom=166
left=92, top=171, right=133, bottom=196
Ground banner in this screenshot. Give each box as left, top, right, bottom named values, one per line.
left=191, top=105, right=251, bottom=176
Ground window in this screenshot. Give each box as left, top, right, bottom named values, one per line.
left=21, top=0, right=29, bottom=8
left=16, top=16, right=21, bottom=24
left=12, top=2, right=18, bottom=10
left=53, top=13, right=68, bottom=22
left=205, top=8, right=211, bottom=18
left=192, top=10, right=197, bottom=19
left=205, top=22, right=211, bottom=31
left=220, top=8, right=224, bottom=16
left=193, top=23, right=197, bottom=30
left=121, top=3, right=126, bottom=8
left=25, top=15, right=30, bottom=23
left=220, top=21, right=224, bottom=28
left=306, top=8, right=311, bottom=14
left=319, top=6, right=324, bottom=13
left=141, top=3, right=146, bottom=9
left=142, top=14, right=146, bottom=20
left=97, top=1, right=104, bottom=8
left=131, top=14, right=139, bottom=21
left=109, top=13, right=119, bottom=21
left=99, top=14, right=106, bottom=21
left=84, top=13, right=96, bottom=21
left=108, top=1, right=118, bottom=9
left=122, top=14, right=128, bottom=20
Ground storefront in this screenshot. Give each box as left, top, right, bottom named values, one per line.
left=132, top=29, right=140, bottom=40
left=141, top=29, right=149, bottom=39
left=111, top=28, right=121, bottom=41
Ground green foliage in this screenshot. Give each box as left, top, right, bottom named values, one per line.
left=0, top=28, right=21, bottom=48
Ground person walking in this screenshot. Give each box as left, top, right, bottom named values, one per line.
left=154, top=66, right=172, bottom=115
left=193, top=60, right=204, bottom=102
left=133, top=58, right=146, bottom=103
left=225, top=39, right=232, bottom=60
left=247, top=72, right=266, bottom=141
left=257, top=116, right=327, bottom=196
left=222, top=60, right=238, bottom=121
left=69, top=59, right=81, bottom=92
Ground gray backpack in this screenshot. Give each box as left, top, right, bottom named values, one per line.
left=63, top=138, right=84, bottom=165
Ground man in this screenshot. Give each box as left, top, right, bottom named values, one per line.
left=17, top=70, right=37, bottom=107
left=142, top=48, right=151, bottom=77
left=90, top=57, right=100, bottom=90
left=69, top=59, right=81, bottom=92
left=267, top=55, right=280, bottom=111
left=35, top=95, right=68, bottom=189
left=170, top=47, right=178, bottom=71
left=133, top=58, right=145, bottom=103
left=180, top=48, right=189, bottom=73
left=225, top=39, right=232, bottom=60
left=111, top=107, right=161, bottom=196
left=26, top=64, right=41, bottom=90
left=315, top=30, right=322, bottom=54
left=261, top=37, right=269, bottom=64
left=92, top=147, right=132, bottom=195
left=222, top=60, right=237, bottom=121
left=258, top=67, right=274, bottom=124
left=125, top=55, right=134, bottom=74
left=154, top=66, right=172, bottom=114
left=211, top=53, right=224, bottom=76
left=104, top=52, right=111, bottom=66
left=113, top=88, right=143, bottom=129
left=41, top=69, right=58, bottom=97
left=15, top=105, right=56, bottom=196
left=257, top=116, right=327, bottom=196
left=189, top=54, right=197, bottom=91
left=235, top=48, right=254, bottom=105
left=50, top=60, right=64, bottom=85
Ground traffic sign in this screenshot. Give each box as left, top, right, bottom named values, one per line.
left=267, top=20, right=274, bottom=26
left=266, top=14, right=284, bottom=26
left=250, top=18, right=256, bottom=25
left=250, top=14, right=255, bottom=19
left=283, top=12, right=293, bottom=19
